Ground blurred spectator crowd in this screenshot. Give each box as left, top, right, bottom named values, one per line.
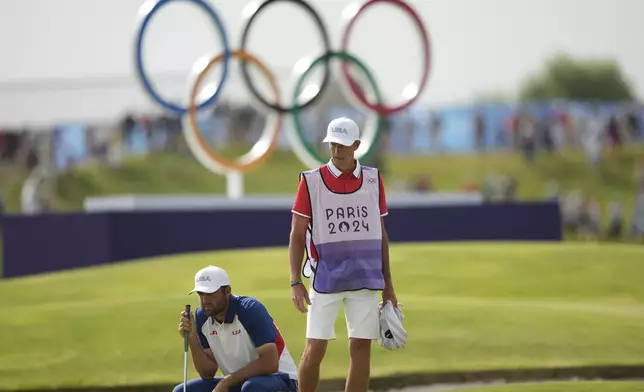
left=2, top=99, right=644, bottom=171
left=388, top=100, right=644, bottom=164
left=0, top=131, right=42, bottom=171
left=558, top=188, right=644, bottom=242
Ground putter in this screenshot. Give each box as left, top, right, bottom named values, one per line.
left=183, top=304, right=191, bottom=392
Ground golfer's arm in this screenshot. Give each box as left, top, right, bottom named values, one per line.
left=226, top=343, right=279, bottom=386
left=188, top=335, right=219, bottom=379
left=381, top=218, right=394, bottom=289
left=289, top=214, right=310, bottom=283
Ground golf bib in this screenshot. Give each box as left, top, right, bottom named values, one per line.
left=302, top=166, right=384, bottom=294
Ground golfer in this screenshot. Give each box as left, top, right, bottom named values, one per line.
left=174, top=265, right=298, bottom=392
left=288, top=117, right=398, bottom=392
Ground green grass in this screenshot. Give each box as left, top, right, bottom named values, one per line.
left=0, top=163, right=28, bottom=213
left=0, top=242, right=643, bottom=390
left=1, top=146, right=640, bottom=217
left=455, top=381, right=644, bottom=391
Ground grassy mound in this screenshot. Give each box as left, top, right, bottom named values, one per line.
left=0, top=146, right=640, bottom=216
left=0, top=164, right=28, bottom=212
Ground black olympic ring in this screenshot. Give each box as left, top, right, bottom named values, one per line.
left=239, top=0, right=333, bottom=114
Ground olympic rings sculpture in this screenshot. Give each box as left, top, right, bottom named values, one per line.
left=134, top=0, right=432, bottom=174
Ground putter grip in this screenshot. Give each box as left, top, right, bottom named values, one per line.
left=184, top=304, right=191, bottom=352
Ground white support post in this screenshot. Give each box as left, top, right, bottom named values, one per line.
left=226, top=171, right=244, bottom=200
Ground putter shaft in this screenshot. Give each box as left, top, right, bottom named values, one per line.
left=183, top=304, right=191, bottom=392
left=183, top=351, right=189, bottom=392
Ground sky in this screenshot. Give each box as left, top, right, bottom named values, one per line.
left=0, top=0, right=643, bottom=127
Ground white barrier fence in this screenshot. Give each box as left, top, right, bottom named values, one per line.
left=84, top=192, right=484, bottom=212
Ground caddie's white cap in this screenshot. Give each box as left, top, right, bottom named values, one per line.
left=189, top=265, right=230, bottom=294
left=322, top=117, right=360, bottom=147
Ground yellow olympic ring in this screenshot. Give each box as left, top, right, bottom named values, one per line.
left=182, top=49, right=283, bottom=174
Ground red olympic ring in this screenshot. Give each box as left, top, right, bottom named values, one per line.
left=340, top=0, right=432, bottom=117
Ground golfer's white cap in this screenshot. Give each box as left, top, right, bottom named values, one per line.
left=322, top=117, right=360, bottom=147
left=189, top=265, right=230, bottom=294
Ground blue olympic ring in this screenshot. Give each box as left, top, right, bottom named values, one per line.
left=134, top=0, right=231, bottom=114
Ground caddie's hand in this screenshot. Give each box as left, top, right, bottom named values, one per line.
left=291, top=283, right=311, bottom=313
left=178, top=310, right=196, bottom=338
left=381, top=286, right=398, bottom=309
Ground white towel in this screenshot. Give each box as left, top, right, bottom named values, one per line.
left=378, top=301, right=408, bottom=350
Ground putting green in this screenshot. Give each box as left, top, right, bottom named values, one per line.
left=0, top=242, right=643, bottom=390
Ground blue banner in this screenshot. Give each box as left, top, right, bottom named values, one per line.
left=2, top=202, right=562, bottom=278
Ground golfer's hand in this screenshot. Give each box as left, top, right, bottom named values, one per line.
left=212, top=376, right=231, bottom=392
left=291, top=283, right=311, bottom=313
left=178, top=310, right=196, bottom=338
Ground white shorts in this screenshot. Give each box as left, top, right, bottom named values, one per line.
left=306, top=273, right=380, bottom=340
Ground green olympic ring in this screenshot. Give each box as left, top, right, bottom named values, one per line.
left=288, top=51, right=385, bottom=168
